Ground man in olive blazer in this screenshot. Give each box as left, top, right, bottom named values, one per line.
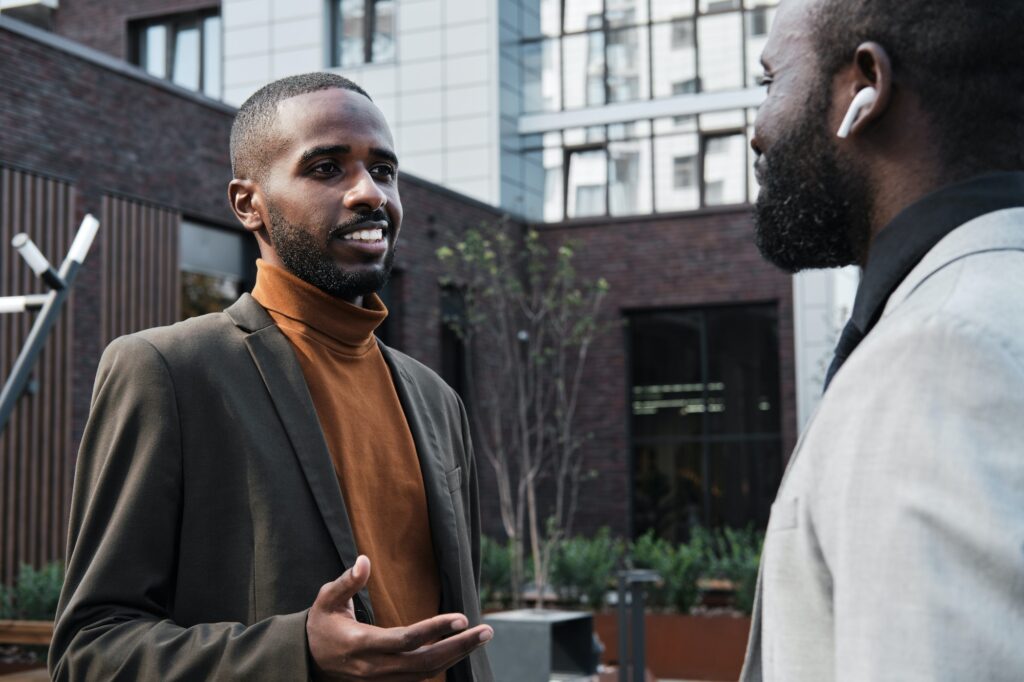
left=51, top=72, right=493, bottom=681
left=49, top=292, right=492, bottom=681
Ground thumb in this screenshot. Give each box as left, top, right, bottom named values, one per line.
left=317, top=555, right=371, bottom=612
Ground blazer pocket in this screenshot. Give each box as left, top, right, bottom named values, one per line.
left=445, top=465, right=463, bottom=493
left=768, top=497, right=799, bottom=532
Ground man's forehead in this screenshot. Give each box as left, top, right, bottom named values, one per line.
left=763, top=0, right=819, bottom=65
left=273, top=88, right=393, bottom=148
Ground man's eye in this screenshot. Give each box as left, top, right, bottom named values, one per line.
left=371, top=165, right=396, bottom=179
left=311, top=161, right=341, bottom=175
left=756, top=73, right=773, bottom=88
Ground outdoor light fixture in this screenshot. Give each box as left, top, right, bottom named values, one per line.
left=0, top=214, right=100, bottom=433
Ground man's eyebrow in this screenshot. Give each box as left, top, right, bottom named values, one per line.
left=298, top=145, right=350, bottom=165
left=371, top=147, right=400, bottom=167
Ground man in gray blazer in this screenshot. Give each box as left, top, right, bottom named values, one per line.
left=744, top=0, right=1024, bottom=679
left=50, top=73, right=494, bottom=681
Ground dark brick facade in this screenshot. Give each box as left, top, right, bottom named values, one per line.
left=532, top=210, right=796, bottom=537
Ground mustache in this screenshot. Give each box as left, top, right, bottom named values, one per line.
left=329, top=208, right=391, bottom=239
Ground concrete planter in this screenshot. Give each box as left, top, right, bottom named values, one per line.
left=593, top=611, right=750, bottom=682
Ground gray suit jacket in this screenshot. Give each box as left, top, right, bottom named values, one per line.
left=741, top=208, right=1024, bottom=681
left=50, top=294, right=494, bottom=682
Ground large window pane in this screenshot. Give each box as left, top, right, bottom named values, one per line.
left=652, top=20, right=697, bottom=98
left=336, top=0, right=365, bottom=67
left=609, top=137, right=652, bottom=216
left=522, top=39, right=561, bottom=113
left=651, top=0, right=695, bottom=21
left=564, top=0, right=604, bottom=33
left=700, top=0, right=740, bottom=11
left=142, top=24, right=167, bottom=78
left=566, top=148, right=607, bottom=218
left=523, top=0, right=563, bottom=38
left=180, top=221, right=251, bottom=319
left=563, top=32, right=606, bottom=109
left=630, top=305, right=783, bottom=539
left=543, top=147, right=565, bottom=221
left=697, top=11, right=743, bottom=92
left=607, top=27, right=649, bottom=103
left=703, top=133, right=746, bottom=205
left=172, top=24, right=200, bottom=91
left=371, top=0, right=395, bottom=62
left=655, top=133, right=700, bottom=212
left=744, top=5, right=775, bottom=86
left=606, top=0, right=648, bottom=28
left=202, top=16, right=222, bottom=98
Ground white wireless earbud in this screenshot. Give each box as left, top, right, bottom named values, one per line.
left=837, top=86, right=878, bottom=138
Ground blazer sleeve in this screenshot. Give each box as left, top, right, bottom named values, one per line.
left=815, top=313, right=1024, bottom=681
left=457, top=395, right=483, bottom=593
left=49, top=335, right=312, bottom=682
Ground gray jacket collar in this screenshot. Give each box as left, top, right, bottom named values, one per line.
left=883, top=207, right=1024, bottom=317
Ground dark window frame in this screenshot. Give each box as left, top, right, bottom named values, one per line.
left=130, top=9, right=221, bottom=96
left=329, top=0, right=396, bottom=68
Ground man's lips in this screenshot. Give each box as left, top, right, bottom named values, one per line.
left=330, top=220, right=390, bottom=258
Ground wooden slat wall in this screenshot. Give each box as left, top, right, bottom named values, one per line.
left=0, top=167, right=77, bottom=585
left=100, top=195, right=180, bottom=346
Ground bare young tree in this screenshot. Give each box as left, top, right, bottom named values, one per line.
left=437, top=219, right=609, bottom=608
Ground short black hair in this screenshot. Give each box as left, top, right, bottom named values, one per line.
left=812, top=0, right=1024, bottom=176
left=230, top=72, right=372, bottom=181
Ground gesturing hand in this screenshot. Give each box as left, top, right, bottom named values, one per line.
left=307, top=555, right=493, bottom=681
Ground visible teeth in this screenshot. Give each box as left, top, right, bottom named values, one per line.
left=343, top=228, right=384, bottom=242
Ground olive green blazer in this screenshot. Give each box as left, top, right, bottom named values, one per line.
left=49, top=293, right=493, bottom=682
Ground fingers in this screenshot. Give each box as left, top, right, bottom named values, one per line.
left=364, top=613, right=471, bottom=653
left=398, top=624, right=493, bottom=676
left=315, top=555, right=371, bottom=613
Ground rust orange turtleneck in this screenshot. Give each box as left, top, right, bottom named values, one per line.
left=251, top=260, right=442, bottom=642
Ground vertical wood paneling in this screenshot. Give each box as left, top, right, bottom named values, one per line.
left=99, top=195, right=180, bottom=347
left=0, top=166, right=76, bottom=585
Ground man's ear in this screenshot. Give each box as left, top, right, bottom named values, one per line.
left=228, top=178, right=267, bottom=234
left=837, top=41, right=893, bottom=138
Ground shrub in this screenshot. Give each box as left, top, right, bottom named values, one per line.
left=702, top=526, right=763, bottom=615
left=0, top=562, right=64, bottom=621
left=479, top=535, right=514, bottom=610
left=550, top=528, right=625, bottom=610
left=630, top=530, right=707, bottom=614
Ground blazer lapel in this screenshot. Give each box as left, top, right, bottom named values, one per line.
left=226, top=295, right=373, bottom=621
left=380, top=343, right=466, bottom=615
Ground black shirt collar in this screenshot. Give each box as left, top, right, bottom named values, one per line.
left=850, top=171, right=1024, bottom=335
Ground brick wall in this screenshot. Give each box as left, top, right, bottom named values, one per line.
left=531, top=209, right=796, bottom=537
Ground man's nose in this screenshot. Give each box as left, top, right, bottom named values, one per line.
left=344, top=168, right=387, bottom=212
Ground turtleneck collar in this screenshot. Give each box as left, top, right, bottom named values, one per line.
left=250, top=259, right=388, bottom=355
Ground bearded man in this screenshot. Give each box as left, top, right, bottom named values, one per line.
left=743, top=0, right=1024, bottom=680
left=50, top=73, right=494, bottom=682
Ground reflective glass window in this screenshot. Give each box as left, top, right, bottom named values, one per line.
left=543, top=147, right=565, bottom=221
left=142, top=24, right=167, bottom=78
left=372, top=0, right=396, bottom=62
left=651, top=0, right=695, bottom=21
left=703, top=133, right=747, bottom=205
left=744, top=5, right=775, bottom=86
left=522, top=40, right=562, bottom=113
left=697, top=11, right=743, bottom=91
left=608, top=27, right=649, bottom=103
left=654, top=133, right=700, bottom=212
left=606, top=0, right=648, bottom=28
left=566, top=148, right=607, bottom=218
left=609, top=137, right=653, bottom=216
left=652, top=20, right=698, bottom=98
left=172, top=24, right=200, bottom=91
left=564, top=0, right=604, bottom=33
left=563, top=32, right=606, bottom=109
left=336, top=0, right=365, bottom=67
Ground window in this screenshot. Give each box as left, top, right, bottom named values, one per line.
left=440, top=285, right=467, bottom=397
left=133, top=11, right=222, bottom=98
left=566, top=148, right=608, bottom=218
left=179, top=221, right=255, bottom=319
left=330, top=0, right=395, bottom=67
left=630, top=305, right=782, bottom=541
left=673, top=155, right=697, bottom=188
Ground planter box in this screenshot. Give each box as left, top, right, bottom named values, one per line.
left=0, top=621, right=53, bottom=647
left=593, top=612, right=750, bottom=682
left=484, top=609, right=596, bottom=682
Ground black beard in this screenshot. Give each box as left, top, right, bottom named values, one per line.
left=753, top=96, right=872, bottom=273
left=267, top=204, right=395, bottom=299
